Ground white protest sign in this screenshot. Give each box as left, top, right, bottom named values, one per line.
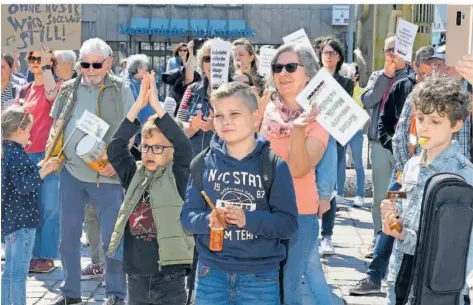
left=258, top=46, right=277, bottom=76
left=395, top=19, right=419, bottom=62
left=296, top=69, right=369, bottom=146
left=76, top=110, right=110, bottom=142
left=283, top=28, right=313, bottom=49
left=210, top=38, right=232, bottom=90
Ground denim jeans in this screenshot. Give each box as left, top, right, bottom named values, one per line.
left=1, top=228, right=36, bottom=305
left=194, top=262, right=280, bottom=305
left=128, top=270, right=187, bottom=305
left=367, top=171, right=401, bottom=286
left=284, top=214, right=332, bottom=305
left=321, top=197, right=337, bottom=238
left=336, top=143, right=346, bottom=196
left=58, top=169, right=126, bottom=299
left=340, top=130, right=365, bottom=197
left=28, top=152, right=60, bottom=260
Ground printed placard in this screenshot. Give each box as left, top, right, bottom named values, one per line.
left=395, top=19, right=419, bottom=62
left=76, top=110, right=110, bottom=142
left=1, top=4, right=81, bottom=52
left=258, top=46, right=277, bottom=76
left=296, top=69, right=369, bottom=146
left=210, top=38, right=232, bottom=90
left=282, top=28, right=313, bottom=49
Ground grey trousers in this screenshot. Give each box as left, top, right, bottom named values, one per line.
left=85, top=202, right=105, bottom=265
left=369, top=140, right=394, bottom=236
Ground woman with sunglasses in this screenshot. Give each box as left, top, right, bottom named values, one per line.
left=1, top=53, right=22, bottom=109
left=163, top=41, right=199, bottom=114
left=317, top=38, right=355, bottom=258
left=175, top=40, right=216, bottom=157
left=19, top=43, right=63, bottom=274
left=259, top=42, right=332, bottom=305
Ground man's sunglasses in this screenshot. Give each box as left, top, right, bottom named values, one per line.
left=80, top=59, right=107, bottom=70
left=203, top=56, right=211, bottom=63
left=28, top=56, right=41, bottom=64
left=271, top=63, right=304, bottom=74
left=139, top=144, right=173, bottom=155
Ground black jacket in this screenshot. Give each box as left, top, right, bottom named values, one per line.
left=161, top=66, right=201, bottom=114
left=378, top=73, right=417, bottom=152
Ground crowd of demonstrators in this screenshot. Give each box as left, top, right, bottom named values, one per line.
left=2, top=29, right=473, bottom=305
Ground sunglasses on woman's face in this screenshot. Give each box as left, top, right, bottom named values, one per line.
left=80, top=59, right=107, bottom=70
left=179, top=49, right=188, bottom=53
left=271, top=63, right=304, bottom=74
left=203, top=56, right=211, bottom=63
left=28, top=56, right=41, bottom=64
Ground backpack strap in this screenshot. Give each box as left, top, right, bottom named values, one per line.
left=186, top=146, right=210, bottom=305
left=189, top=147, right=210, bottom=192
left=260, top=145, right=278, bottom=195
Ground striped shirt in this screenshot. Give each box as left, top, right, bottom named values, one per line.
left=1, top=82, right=16, bottom=109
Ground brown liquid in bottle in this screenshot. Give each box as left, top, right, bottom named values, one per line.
left=209, top=228, right=224, bottom=252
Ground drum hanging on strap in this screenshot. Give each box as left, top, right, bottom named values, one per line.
left=76, top=135, right=109, bottom=172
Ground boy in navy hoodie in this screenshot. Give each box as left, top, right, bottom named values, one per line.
left=180, top=82, right=298, bottom=305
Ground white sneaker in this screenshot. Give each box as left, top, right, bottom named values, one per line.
left=353, top=196, right=365, bottom=208
left=1, top=243, right=5, bottom=261
left=336, top=195, right=346, bottom=204
left=321, top=237, right=336, bottom=255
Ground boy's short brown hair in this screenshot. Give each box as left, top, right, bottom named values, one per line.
left=211, top=82, right=258, bottom=112
left=141, top=114, right=161, bottom=138
left=412, top=73, right=471, bottom=126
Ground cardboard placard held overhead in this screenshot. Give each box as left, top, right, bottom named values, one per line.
left=282, top=28, right=313, bottom=49
left=1, top=4, right=81, bottom=52
left=296, top=69, right=369, bottom=146
left=395, top=19, right=419, bottom=62
left=258, top=46, right=277, bottom=76
left=210, top=38, right=232, bottom=90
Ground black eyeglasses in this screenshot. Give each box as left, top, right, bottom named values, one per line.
left=203, top=56, right=211, bottom=63
left=271, top=63, right=304, bottom=74
left=179, top=49, right=188, bottom=53
left=139, top=144, right=173, bottom=155
left=383, top=47, right=395, bottom=55
left=28, top=56, right=41, bottom=64
left=80, top=59, right=107, bottom=70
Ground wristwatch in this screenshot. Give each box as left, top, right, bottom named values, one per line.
left=42, top=65, right=52, bottom=71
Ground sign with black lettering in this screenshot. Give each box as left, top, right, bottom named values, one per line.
left=1, top=4, right=81, bottom=52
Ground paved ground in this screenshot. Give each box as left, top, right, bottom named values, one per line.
left=5, top=198, right=387, bottom=305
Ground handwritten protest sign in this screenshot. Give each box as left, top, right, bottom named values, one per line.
left=258, top=46, right=277, bottom=76
left=395, top=19, right=419, bottom=62
left=1, top=4, right=81, bottom=52
left=296, top=69, right=369, bottom=146
left=210, top=38, right=232, bottom=90
left=283, top=28, right=313, bottom=49
left=76, top=110, right=110, bottom=142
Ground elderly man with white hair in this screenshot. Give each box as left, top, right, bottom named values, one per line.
left=47, top=38, right=134, bottom=305
left=54, top=50, right=78, bottom=81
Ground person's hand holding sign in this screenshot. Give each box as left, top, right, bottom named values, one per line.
left=40, top=43, right=54, bottom=66
left=293, top=104, right=319, bottom=129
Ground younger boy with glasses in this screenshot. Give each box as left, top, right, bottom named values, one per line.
left=106, top=72, right=195, bottom=305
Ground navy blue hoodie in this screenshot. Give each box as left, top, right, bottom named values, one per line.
left=180, top=133, right=298, bottom=273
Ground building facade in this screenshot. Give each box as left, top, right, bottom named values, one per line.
left=81, top=4, right=348, bottom=72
